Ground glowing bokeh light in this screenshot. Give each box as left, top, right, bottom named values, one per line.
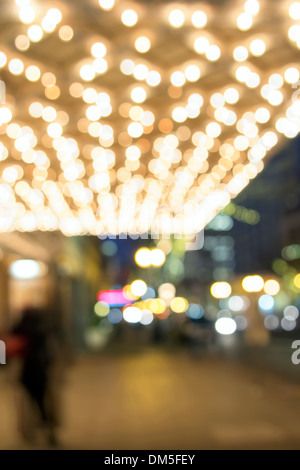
left=242, top=275, right=264, bottom=293
left=210, top=282, right=232, bottom=299
left=215, top=318, right=237, bottom=335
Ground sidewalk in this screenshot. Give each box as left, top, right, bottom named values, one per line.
left=0, top=349, right=300, bottom=449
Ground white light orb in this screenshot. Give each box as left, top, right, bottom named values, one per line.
left=215, top=317, right=237, bottom=335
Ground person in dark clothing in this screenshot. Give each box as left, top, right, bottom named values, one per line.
left=13, top=307, right=58, bottom=446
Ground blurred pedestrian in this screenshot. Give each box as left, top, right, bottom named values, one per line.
left=10, top=306, right=60, bottom=446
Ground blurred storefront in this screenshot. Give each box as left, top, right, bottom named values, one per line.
left=0, top=232, right=104, bottom=349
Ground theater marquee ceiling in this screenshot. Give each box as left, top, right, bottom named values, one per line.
left=0, top=0, right=299, bottom=236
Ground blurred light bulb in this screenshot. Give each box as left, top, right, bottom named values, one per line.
left=250, top=39, right=266, bottom=56
left=135, top=36, right=151, bottom=53
left=121, top=9, right=138, bottom=27
left=131, top=87, right=147, bottom=103
left=135, top=248, right=151, bottom=267
left=284, top=67, right=299, bottom=84
left=170, top=297, right=188, bottom=313
left=169, top=9, right=184, bottom=28
left=171, top=71, right=185, bottom=87
left=215, top=318, right=236, bottom=335
left=151, top=248, right=166, bottom=267
left=19, top=6, right=35, bottom=24
left=91, top=42, right=106, bottom=58
left=211, top=282, right=232, bottom=299
left=131, top=279, right=147, bottom=297
left=191, top=11, right=207, bottom=28
left=237, top=13, right=253, bottom=31
left=9, top=58, right=24, bottom=75
left=233, top=46, right=248, bottom=62
left=99, top=0, right=115, bottom=10
left=242, top=275, right=264, bottom=292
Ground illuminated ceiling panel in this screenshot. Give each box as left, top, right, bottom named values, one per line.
left=0, top=0, right=299, bottom=236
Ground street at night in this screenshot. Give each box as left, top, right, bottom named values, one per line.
left=1, top=348, right=300, bottom=450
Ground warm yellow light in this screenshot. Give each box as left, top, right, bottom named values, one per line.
left=210, top=282, right=232, bottom=299
left=135, top=248, right=152, bottom=267
left=59, top=25, right=74, bottom=41
left=149, top=298, right=166, bottom=314
left=172, top=107, right=187, bottom=123
left=6, top=123, right=20, bottom=139
left=91, top=42, right=106, bottom=58
left=69, top=82, right=84, bottom=98
left=250, top=39, right=266, bottom=56
left=3, top=166, right=20, bottom=183
left=206, top=122, right=221, bottom=138
left=146, top=70, right=161, bottom=86
left=0, top=52, right=7, bottom=67
left=284, top=67, right=299, bottom=84
left=151, top=248, right=166, bottom=267
left=46, top=8, right=62, bottom=25
left=93, top=58, right=107, bottom=74
left=120, top=59, right=135, bottom=75
left=191, top=11, right=207, bottom=28
left=29, top=102, right=43, bottom=118
left=0, top=0, right=296, bottom=238
left=237, top=13, right=253, bottom=31
left=80, top=64, right=96, bottom=81
left=134, top=247, right=166, bottom=267
left=255, top=107, right=270, bottom=123
left=86, top=105, right=101, bottom=121
left=244, top=0, right=260, bottom=15
left=27, top=25, right=43, bottom=42
left=131, top=87, right=147, bottom=103
left=99, top=0, right=115, bottom=11
left=171, top=71, right=185, bottom=87
left=211, top=93, right=225, bottom=108
left=42, top=106, right=56, bottom=122
left=242, top=275, right=264, bottom=293
left=170, top=297, right=188, bottom=313
left=158, top=283, right=176, bottom=303
left=9, top=58, right=24, bottom=75
left=206, top=45, right=221, bottom=61
left=135, top=36, right=151, bottom=53
left=269, top=73, right=283, bottom=89
left=233, top=46, right=248, bottom=62
left=121, top=9, right=138, bottom=27
left=294, top=274, right=300, bottom=289
left=42, top=72, right=56, bottom=87
left=45, top=85, right=60, bottom=100
left=19, top=6, right=35, bottom=24
left=267, top=89, right=283, bottom=106
left=123, top=284, right=138, bottom=300
left=194, top=36, right=209, bottom=54
left=41, top=16, right=56, bottom=33
left=289, top=2, right=300, bottom=20
left=133, top=64, right=148, bottom=80
left=264, top=279, right=280, bottom=296
left=94, top=301, right=110, bottom=317
left=25, top=65, right=40, bottom=82
left=126, top=145, right=141, bottom=161
left=234, top=135, right=249, bottom=151
left=47, top=123, right=62, bottom=138
left=128, top=122, right=143, bottom=138
left=140, top=111, right=155, bottom=126
left=15, top=35, right=30, bottom=51
left=130, top=279, right=147, bottom=297
left=169, top=9, right=184, bottom=28
left=184, top=65, right=200, bottom=82
left=129, top=106, right=142, bottom=121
